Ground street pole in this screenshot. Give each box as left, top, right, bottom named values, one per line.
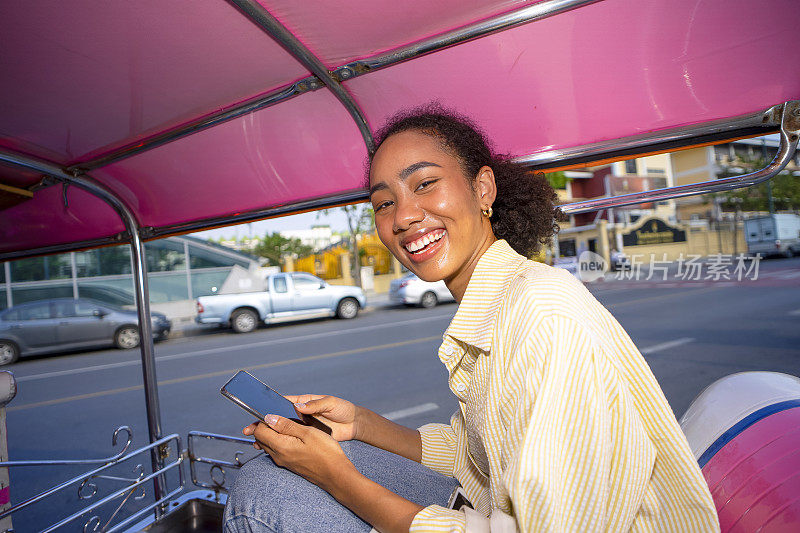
left=732, top=198, right=742, bottom=256
left=714, top=195, right=724, bottom=254
left=762, top=138, right=775, bottom=214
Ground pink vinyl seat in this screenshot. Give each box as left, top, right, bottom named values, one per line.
left=680, top=372, right=800, bottom=532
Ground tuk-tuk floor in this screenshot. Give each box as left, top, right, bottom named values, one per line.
left=127, top=491, right=226, bottom=532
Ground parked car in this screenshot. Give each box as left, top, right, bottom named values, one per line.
left=389, top=273, right=455, bottom=308
left=196, top=272, right=366, bottom=333
left=552, top=257, right=580, bottom=278
left=0, top=298, right=171, bottom=365
left=744, top=213, right=800, bottom=257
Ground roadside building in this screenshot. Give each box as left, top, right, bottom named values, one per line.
left=280, top=225, right=342, bottom=250
left=552, top=136, right=799, bottom=264
left=0, top=235, right=260, bottom=311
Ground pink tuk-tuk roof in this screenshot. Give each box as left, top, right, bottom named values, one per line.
left=1, top=0, right=799, bottom=257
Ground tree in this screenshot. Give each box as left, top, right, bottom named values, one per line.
left=717, top=156, right=800, bottom=213
left=251, top=233, right=313, bottom=266
left=319, top=203, right=374, bottom=287
left=545, top=171, right=570, bottom=190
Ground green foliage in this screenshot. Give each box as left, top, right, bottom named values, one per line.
left=718, top=157, right=800, bottom=212
left=251, top=233, right=313, bottom=266
left=545, top=171, right=570, bottom=190
left=318, top=203, right=375, bottom=285
left=319, top=203, right=375, bottom=236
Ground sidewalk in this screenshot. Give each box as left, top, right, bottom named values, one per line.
left=167, top=291, right=397, bottom=339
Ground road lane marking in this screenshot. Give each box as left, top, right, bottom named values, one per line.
left=15, top=313, right=454, bottom=383
left=607, top=286, right=720, bottom=309
left=640, top=337, right=694, bottom=355
left=7, top=336, right=443, bottom=412
left=381, top=403, right=439, bottom=421
left=789, top=309, right=800, bottom=316
left=15, top=287, right=721, bottom=383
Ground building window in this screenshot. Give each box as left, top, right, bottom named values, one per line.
left=188, top=243, right=250, bottom=269
left=75, top=246, right=132, bottom=277
left=146, top=239, right=186, bottom=272
left=10, top=254, right=72, bottom=282
left=624, top=159, right=637, bottom=174
left=559, top=239, right=577, bottom=257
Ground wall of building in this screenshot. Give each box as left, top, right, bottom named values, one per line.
left=0, top=236, right=260, bottom=310
left=621, top=224, right=747, bottom=260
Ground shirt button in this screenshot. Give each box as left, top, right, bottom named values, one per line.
left=443, top=345, right=454, bottom=356
left=455, top=383, right=467, bottom=393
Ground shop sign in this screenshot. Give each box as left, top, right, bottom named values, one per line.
left=622, top=217, right=686, bottom=246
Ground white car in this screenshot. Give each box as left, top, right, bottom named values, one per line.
left=388, top=274, right=455, bottom=308
left=552, top=257, right=579, bottom=276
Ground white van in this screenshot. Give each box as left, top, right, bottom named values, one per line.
left=744, top=214, right=800, bottom=257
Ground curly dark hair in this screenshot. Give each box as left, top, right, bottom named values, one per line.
left=369, top=104, right=561, bottom=257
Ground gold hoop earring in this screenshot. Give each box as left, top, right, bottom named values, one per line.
left=482, top=207, right=493, bottom=218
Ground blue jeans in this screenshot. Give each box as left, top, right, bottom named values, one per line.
left=223, top=440, right=459, bottom=533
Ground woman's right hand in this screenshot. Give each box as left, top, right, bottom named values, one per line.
left=285, top=394, right=362, bottom=442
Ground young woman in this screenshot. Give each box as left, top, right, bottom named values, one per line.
left=224, top=106, right=719, bottom=532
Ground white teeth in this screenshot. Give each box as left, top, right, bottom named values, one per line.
left=405, top=230, right=444, bottom=253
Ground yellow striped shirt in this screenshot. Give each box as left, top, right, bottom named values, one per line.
left=410, top=240, right=718, bottom=532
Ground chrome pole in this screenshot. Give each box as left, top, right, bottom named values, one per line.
left=226, top=0, right=375, bottom=153
left=559, top=101, right=800, bottom=215
left=0, top=150, right=167, bottom=514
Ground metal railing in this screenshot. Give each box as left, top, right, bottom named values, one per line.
left=187, top=431, right=258, bottom=491
left=0, top=427, right=272, bottom=532
left=0, top=429, right=183, bottom=532
left=559, top=101, right=800, bottom=215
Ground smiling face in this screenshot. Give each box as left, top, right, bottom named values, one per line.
left=369, top=130, right=497, bottom=301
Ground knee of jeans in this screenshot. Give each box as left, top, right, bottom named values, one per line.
left=223, top=513, right=278, bottom=533
left=226, top=457, right=277, bottom=510
left=224, top=454, right=371, bottom=532
left=224, top=458, right=281, bottom=530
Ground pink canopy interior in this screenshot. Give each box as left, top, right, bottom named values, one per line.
left=1, top=0, right=799, bottom=256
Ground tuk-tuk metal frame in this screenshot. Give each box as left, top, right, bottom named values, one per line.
left=0, top=98, right=797, bottom=529
left=70, top=0, right=600, bottom=173
left=0, top=0, right=796, bottom=526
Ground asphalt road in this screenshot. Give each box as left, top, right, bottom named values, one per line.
left=5, top=256, right=800, bottom=531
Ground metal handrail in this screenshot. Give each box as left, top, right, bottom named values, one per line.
left=187, top=431, right=257, bottom=490
left=0, top=426, right=133, bottom=467
left=69, top=0, right=599, bottom=171
left=558, top=100, right=800, bottom=215
left=515, top=103, right=785, bottom=170
left=340, top=0, right=602, bottom=77
left=74, top=83, right=306, bottom=172
left=226, top=0, right=375, bottom=153
left=0, top=102, right=792, bottom=261
left=0, top=433, right=181, bottom=523
left=0, top=149, right=167, bottom=510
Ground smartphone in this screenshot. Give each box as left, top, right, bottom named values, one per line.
left=220, top=370, right=331, bottom=434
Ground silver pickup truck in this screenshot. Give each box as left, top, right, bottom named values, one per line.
left=195, top=272, right=367, bottom=333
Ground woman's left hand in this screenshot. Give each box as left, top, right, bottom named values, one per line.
left=244, top=415, right=355, bottom=490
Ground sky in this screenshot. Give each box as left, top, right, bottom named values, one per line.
left=190, top=206, right=360, bottom=241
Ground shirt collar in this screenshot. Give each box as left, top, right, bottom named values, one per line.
left=443, top=239, right=526, bottom=354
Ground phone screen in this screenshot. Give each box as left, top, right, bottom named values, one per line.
left=221, top=370, right=300, bottom=422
